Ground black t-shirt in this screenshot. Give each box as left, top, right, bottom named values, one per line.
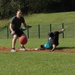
left=10, top=16, right=25, bottom=30
left=54, top=31, right=59, bottom=46
left=50, top=31, right=59, bottom=46
left=50, top=38, right=55, bottom=46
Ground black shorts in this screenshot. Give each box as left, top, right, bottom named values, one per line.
left=10, top=29, right=24, bottom=37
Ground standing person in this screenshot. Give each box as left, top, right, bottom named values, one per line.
left=35, top=29, right=65, bottom=51
left=9, top=9, right=28, bottom=52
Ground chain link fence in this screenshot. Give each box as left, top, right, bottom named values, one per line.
left=0, top=23, right=75, bottom=39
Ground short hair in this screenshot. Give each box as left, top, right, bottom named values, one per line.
left=17, top=9, right=22, bottom=13
left=48, top=32, right=54, bottom=37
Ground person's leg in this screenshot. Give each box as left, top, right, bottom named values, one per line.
left=16, top=29, right=27, bottom=50
left=19, top=34, right=27, bottom=50
left=35, top=45, right=45, bottom=50
left=11, top=35, right=18, bottom=52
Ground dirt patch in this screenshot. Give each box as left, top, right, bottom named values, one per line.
left=0, top=47, right=75, bottom=53
left=0, top=47, right=11, bottom=52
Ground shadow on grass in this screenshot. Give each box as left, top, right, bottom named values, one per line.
left=56, top=47, right=75, bottom=50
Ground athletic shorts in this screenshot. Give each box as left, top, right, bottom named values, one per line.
left=10, top=29, right=24, bottom=37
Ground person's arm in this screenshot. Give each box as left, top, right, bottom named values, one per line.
left=9, top=24, right=15, bottom=35
left=22, top=17, right=28, bottom=29
left=52, top=44, right=56, bottom=51
left=23, top=22, right=27, bottom=28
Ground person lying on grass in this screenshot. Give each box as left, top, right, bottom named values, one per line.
left=35, top=29, right=65, bottom=51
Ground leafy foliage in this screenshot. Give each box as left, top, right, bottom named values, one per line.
left=0, top=0, right=75, bottom=18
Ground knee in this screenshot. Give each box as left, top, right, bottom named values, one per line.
left=13, top=35, right=18, bottom=40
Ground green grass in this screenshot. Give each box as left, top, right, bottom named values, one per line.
left=0, top=52, right=75, bottom=75
left=0, top=38, right=74, bottom=75
left=25, top=11, right=75, bottom=25
left=0, top=38, right=75, bottom=49
left=0, top=12, right=75, bottom=75
left=0, top=11, right=75, bottom=26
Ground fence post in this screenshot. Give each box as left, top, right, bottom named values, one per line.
left=27, top=29, right=29, bottom=38
left=62, top=23, right=64, bottom=38
left=50, top=24, right=52, bottom=32
left=38, top=25, right=40, bottom=38
left=7, top=26, right=9, bottom=39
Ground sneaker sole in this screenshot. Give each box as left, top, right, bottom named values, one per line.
left=35, top=48, right=39, bottom=50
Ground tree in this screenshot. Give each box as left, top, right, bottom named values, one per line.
left=0, top=0, right=25, bottom=19
left=0, top=0, right=11, bottom=19
left=0, top=0, right=75, bottom=19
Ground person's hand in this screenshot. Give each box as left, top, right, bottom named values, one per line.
left=59, top=29, right=65, bottom=33
left=11, top=31, right=15, bottom=35
left=62, top=29, right=65, bottom=32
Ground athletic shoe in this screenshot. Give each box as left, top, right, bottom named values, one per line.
left=35, top=45, right=45, bottom=50
left=20, top=46, right=27, bottom=51
left=35, top=47, right=45, bottom=50
left=11, top=48, right=16, bottom=52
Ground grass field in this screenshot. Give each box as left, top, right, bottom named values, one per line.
left=0, top=12, right=75, bottom=75
left=0, top=11, right=75, bottom=26
left=0, top=38, right=75, bottom=48
left=0, top=52, right=75, bottom=75
left=25, top=11, right=75, bottom=25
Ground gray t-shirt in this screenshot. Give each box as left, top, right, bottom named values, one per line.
left=10, top=16, right=25, bottom=30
